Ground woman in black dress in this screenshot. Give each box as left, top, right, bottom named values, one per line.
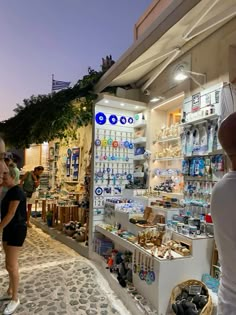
left=0, top=164, right=27, bottom=315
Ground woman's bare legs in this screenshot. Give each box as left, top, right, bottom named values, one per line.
left=3, top=242, right=13, bottom=297
left=5, top=245, right=20, bottom=301
left=27, top=203, right=32, bottom=227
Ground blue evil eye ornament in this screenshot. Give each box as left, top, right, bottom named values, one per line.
left=109, top=115, right=118, bottom=125
left=128, top=117, right=134, bottom=124
left=124, top=141, right=130, bottom=148
left=94, top=139, right=101, bottom=146
left=95, top=112, right=106, bottom=125
left=120, top=116, right=127, bottom=125
left=95, top=187, right=103, bottom=196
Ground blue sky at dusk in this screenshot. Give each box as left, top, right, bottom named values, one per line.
left=0, top=0, right=152, bottom=121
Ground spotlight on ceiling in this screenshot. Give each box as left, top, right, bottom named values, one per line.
left=150, top=97, right=161, bottom=103
left=174, top=64, right=206, bottom=88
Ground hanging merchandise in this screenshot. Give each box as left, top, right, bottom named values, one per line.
left=66, top=149, right=72, bottom=177
left=71, top=147, right=80, bottom=181
left=192, top=127, right=200, bottom=156
left=128, top=117, right=134, bottom=124
left=186, top=130, right=193, bottom=156
left=207, top=123, right=214, bottom=153
left=120, top=116, right=127, bottom=124
left=109, top=114, right=118, bottom=125
left=96, top=112, right=106, bottom=125
left=181, top=130, right=187, bottom=156
left=199, top=125, right=208, bottom=155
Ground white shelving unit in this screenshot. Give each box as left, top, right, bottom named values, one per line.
left=180, top=113, right=218, bottom=127
left=95, top=224, right=214, bottom=315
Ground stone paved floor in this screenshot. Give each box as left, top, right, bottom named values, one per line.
left=0, top=226, right=131, bottom=315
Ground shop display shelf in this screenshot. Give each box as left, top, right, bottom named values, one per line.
left=133, top=172, right=144, bottom=178
left=95, top=225, right=187, bottom=261
left=92, top=252, right=146, bottom=315
left=134, top=155, right=145, bottom=161
left=180, top=114, right=218, bottom=127
left=153, top=157, right=182, bottom=162
left=133, top=137, right=147, bottom=144
left=133, top=121, right=147, bottom=128
left=156, top=137, right=180, bottom=144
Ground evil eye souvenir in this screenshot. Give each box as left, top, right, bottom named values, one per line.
left=95, top=187, right=103, bottom=196
left=134, top=114, right=139, bottom=121
left=107, top=137, right=113, bottom=146
left=95, top=112, right=106, bottom=125
left=67, top=149, right=72, bottom=156
left=120, top=116, right=127, bottom=125
left=124, top=141, right=130, bottom=148
left=101, top=139, right=108, bottom=147
left=128, top=117, right=134, bottom=124
left=126, top=173, right=132, bottom=180
left=109, top=115, right=118, bottom=125
left=129, top=143, right=134, bottom=149
left=119, top=141, right=124, bottom=148
left=112, top=140, right=119, bottom=148
left=94, top=139, right=101, bottom=146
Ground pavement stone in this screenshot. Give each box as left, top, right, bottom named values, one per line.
left=0, top=226, right=130, bottom=315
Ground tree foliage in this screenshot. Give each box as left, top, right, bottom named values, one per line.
left=0, top=63, right=113, bottom=148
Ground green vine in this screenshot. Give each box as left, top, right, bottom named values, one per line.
left=0, top=62, right=114, bottom=148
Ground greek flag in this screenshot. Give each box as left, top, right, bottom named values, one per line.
left=52, top=79, right=71, bottom=91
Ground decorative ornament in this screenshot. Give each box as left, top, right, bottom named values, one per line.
left=95, top=187, right=103, bottom=196
left=95, top=112, right=106, bottom=125
left=109, top=115, right=118, bottom=125
left=94, top=139, right=101, bottom=146
left=112, top=140, right=119, bottom=148
left=120, top=116, right=127, bottom=125
left=128, top=117, right=134, bottom=124
left=134, top=114, right=139, bottom=121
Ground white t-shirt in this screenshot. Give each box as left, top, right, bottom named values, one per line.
left=211, top=171, right=236, bottom=315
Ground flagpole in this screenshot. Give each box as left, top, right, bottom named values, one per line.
left=51, top=74, right=54, bottom=93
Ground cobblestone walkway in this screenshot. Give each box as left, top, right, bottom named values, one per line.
left=0, top=227, right=130, bottom=315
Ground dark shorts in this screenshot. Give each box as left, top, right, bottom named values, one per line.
left=2, top=224, right=27, bottom=247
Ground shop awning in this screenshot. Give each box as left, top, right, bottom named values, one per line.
left=95, top=0, right=236, bottom=93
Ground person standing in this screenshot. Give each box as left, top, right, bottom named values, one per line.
left=0, top=164, right=27, bottom=315
left=211, top=112, right=236, bottom=315
left=19, top=166, right=44, bottom=227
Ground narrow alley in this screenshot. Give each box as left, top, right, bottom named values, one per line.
left=0, top=227, right=130, bottom=315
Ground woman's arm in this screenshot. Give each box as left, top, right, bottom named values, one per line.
left=19, top=172, right=28, bottom=187
left=0, top=200, right=20, bottom=231
left=31, top=172, right=40, bottom=188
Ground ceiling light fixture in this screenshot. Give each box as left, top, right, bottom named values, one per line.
left=104, top=100, right=109, bottom=104
left=150, top=97, right=160, bottom=103
left=120, top=103, right=125, bottom=106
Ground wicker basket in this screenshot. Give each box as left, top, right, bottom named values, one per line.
left=170, top=279, right=213, bottom=315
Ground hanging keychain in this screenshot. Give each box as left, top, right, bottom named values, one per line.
left=137, top=252, right=141, bottom=273
left=129, top=131, right=134, bottom=149
left=107, top=130, right=113, bottom=146
left=94, top=129, right=101, bottom=147
left=139, top=254, right=145, bottom=280
left=133, top=250, right=137, bottom=273
left=127, top=164, right=132, bottom=181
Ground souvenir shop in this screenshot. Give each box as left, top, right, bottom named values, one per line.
left=88, top=82, right=228, bottom=314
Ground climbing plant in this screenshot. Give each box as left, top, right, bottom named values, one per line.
left=0, top=57, right=115, bottom=148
